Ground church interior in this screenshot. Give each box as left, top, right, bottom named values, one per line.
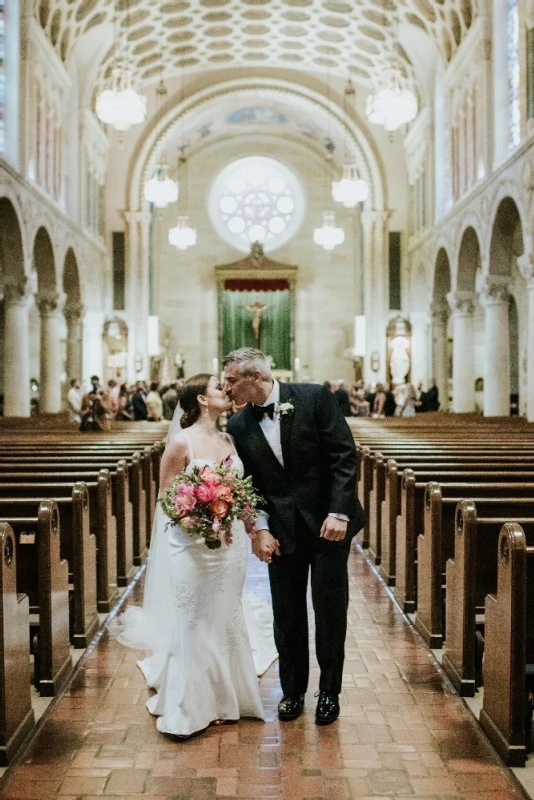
left=2, top=0, right=534, bottom=798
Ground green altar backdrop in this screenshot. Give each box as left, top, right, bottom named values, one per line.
left=220, top=289, right=291, bottom=370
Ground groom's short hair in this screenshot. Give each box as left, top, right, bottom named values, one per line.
left=222, top=348, right=272, bottom=379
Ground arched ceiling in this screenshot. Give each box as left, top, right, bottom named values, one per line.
left=37, top=0, right=477, bottom=95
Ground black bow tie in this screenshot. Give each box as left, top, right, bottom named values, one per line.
left=251, top=403, right=275, bottom=421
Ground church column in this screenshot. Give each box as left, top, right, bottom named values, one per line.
left=361, top=210, right=390, bottom=382
left=447, top=291, right=476, bottom=412
left=519, top=253, right=534, bottom=421
left=481, top=277, right=510, bottom=417
left=410, top=311, right=430, bottom=390
left=431, top=301, right=449, bottom=412
left=125, top=210, right=151, bottom=381
left=65, top=303, right=84, bottom=382
left=38, top=293, right=63, bottom=413
left=3, top=278, right=31, bottom=417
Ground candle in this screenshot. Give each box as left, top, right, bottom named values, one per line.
left=294, top=357, right=301, bottom=373
left=212, top=358, right=219, bottom=376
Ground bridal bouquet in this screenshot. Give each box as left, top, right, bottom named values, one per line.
left=159, top=461, right=264, bottom=549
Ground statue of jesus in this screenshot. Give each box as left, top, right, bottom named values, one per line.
left=245, top=297, right=271, bottom=345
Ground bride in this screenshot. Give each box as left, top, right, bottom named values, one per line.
left=113, top=373, right=276, bottom=737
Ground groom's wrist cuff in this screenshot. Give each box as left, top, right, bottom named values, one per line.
left=329, top=513, right=349, bottom=522
left=255, top=514, right=270, bottom=532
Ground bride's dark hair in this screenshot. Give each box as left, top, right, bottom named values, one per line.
left=180, top=373, right=212, bottom=429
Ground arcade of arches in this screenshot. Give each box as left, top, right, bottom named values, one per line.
left=1, top=0, right=534, bottom=417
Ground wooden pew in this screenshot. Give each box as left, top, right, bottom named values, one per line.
left=415, top=490, right=534, bottom=649
left=0, top=475, right=117, bottom=612
left=0, top=454, right=148, bottom=566
left=0, top=484, right=98, bottom=648
left=480, top=523, right=534, bottom=767
left=0, top=522, right=34, bottom=763
left=0, top=463, right=134, bottom=587
left=1, top=502, right=72, bottom=696
left=392, top=468, right=534, bottom=612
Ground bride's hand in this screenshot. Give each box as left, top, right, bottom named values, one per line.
left=252, top=530, right=280, bottom=563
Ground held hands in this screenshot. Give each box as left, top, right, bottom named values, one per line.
left=320, top=516, right=348, bottom=542
left=252, top=529, right=281, bottom=564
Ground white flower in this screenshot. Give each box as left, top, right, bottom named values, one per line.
left=276, top=401, right=295, bottom=417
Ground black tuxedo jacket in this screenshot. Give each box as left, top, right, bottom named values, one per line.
left=227, top=382, right=365, bottom=553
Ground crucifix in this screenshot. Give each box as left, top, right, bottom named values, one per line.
left=245, top=296, right=271, bottom=345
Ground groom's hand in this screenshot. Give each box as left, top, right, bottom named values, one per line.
left=252, top=530, right=281, bottom=563
left=320, top=516, right=348, bottom=541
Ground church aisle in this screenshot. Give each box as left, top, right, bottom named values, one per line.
left=0, top=547, right=526, bottom=800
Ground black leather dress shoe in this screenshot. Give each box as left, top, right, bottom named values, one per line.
left=315, top=692, right=340, bottom=725
left=278, top=695, right=305, bottom=721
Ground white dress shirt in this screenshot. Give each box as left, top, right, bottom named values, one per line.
left=253, top=381, right=348, bottom=532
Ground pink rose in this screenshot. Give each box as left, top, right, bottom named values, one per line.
left=215, top=484, right=233, bottom=502
left=200, top=467, right=219, bottom=484
left=210, top=499, right=229, bottom=519
left=195, top=483, right=218, bottom=503
left=181, top=517, right=196, bottom=529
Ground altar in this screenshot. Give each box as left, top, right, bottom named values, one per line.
left=215, top=243, right=298, bottom=371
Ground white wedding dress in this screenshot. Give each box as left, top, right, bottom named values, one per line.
left=112, top=432, right=277, bottom=738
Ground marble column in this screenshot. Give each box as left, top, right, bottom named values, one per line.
left=481, top=277, right=510, bottom=417
left=519, top=253, right=534, bottom=421
left=37, top=293, right=63, bottom=413
left=125, top=210, right=151, bottom=381
left=3, top=278, right=31, bottom=417
left=361, top=210, right=390, bottom=382
left=65, top=303, right=84, bottom=382
left=431, top=302, right=449, bottom=411
left=447, top=291, right=476, bottom=413
left=410, top=311, right=430, bottom=390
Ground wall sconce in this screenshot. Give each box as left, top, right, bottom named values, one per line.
left=370, top=351, right=380, bottom=372
left=134, top=352, right=144, bottom=373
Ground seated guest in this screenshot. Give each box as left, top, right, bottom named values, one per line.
left=116, top=383, right=133, bottom=421
left=383, top=383, right=397, bottom=417
left=131, top=381, right=148, bottom=421
left=162, top=382, right=179, bottom=420
left=146, top=382, right=163, bottom=421
left=401, top=384, right=418, bottom=417
left=350, top=388, right=370, bottom=417
left=420, top=379, right=440, bottom=412
left=334, top=380, right=352, bottom=416
left=372, top=383, right=386, bottom=417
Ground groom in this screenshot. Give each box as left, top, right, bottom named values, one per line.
left=224, top=348, right=364, bottom=724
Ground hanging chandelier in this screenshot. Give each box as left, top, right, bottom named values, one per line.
left=169, top=215, right=197, bottom=250
left=143, top=78, right=178, bottom=208
left=332, top=163, right=369, bottom=207
left=96, top=63, right=146, bottom=132
left=332, top=79, right=369, bottom=207
left=366, top=67, right=417, bottom=132
left=144, top=164, right=179, bottom=207
left=313, top=211, right=345, bottom=252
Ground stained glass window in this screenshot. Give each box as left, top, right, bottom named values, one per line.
left=208, top=156, right=305, bottom=253
left=0, top=0, right=5, bottom=154
left=507, top=0, right=521, bottom=149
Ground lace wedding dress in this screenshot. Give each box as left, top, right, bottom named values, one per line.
left=112, top=432, right=277, bottom=738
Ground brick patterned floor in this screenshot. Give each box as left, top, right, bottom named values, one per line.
left=0, top=546, right=527, bottom=800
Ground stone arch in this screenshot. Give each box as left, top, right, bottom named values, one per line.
left=457, top=226, right=481, bottom=292
left=0, top=198, right=30, bottom=416
left=126, top=75, right=387, bottom=215
left=32, top=226, right=57, bottom=296
left=431, top=247, right=451, bottom=411
left=432, top=246, right=451, bottom=302
left=488, top=197, right=524, bottom=278
left=63, top=248, right=84, bottom=385
left=63, top=247, right=81, bottom=305
left=0, top=198, right=26, bottom=285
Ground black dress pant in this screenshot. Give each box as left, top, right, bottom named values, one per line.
left=268, top=513, right=350, bottom=698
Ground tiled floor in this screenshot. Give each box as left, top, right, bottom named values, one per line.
left=0, top=546, right=527, bottom=800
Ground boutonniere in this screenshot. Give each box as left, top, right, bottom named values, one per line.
left=276, top=400, right=295, bottom=418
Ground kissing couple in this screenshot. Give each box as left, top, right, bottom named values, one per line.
left=114, top=347, right=365, bottom=737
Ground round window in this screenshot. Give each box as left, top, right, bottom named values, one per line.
left=208, top=156, right=305, bottom=253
